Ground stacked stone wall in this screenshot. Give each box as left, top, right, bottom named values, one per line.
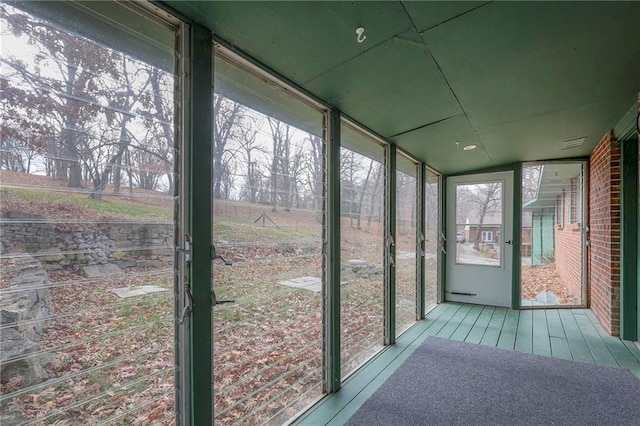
left=0, top=221, right=173, bottom=270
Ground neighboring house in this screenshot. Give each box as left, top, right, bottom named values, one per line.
left=458, top=213, right=502, bottom=245
left=456, top=213, right=533, bottom=254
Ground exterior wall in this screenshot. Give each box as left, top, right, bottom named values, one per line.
left=531, top=211, right=554, bottom=266
left=589, top=131, right=621, bottom=336
left=555, top=213, right=583, bottom=302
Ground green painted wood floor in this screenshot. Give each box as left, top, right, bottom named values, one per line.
left=296, top=303, right=640, bottom=425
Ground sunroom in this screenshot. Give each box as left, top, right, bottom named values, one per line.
left=1, top=1, right=639, bottom=425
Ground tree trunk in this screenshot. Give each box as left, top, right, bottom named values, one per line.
left=90, top=120, right=130, bottom=199
left=356, top=159, right=374, bottom=230
left=367, top=163, right=382, bottom=232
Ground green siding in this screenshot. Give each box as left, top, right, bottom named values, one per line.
left=531, top=211, right=555, bottom=266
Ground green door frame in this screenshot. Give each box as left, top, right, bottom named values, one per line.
left=512, top=163, right=522, bottom=309
left=620, top=138, right=638, bottom=341
left=615, top=104, right=639, bottom=341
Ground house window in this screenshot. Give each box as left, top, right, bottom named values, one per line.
left=556, top=193, right=564, bottom=227
left=481, top=231, right=494, bottom=242
left=570, top=178, right=578, bottom=223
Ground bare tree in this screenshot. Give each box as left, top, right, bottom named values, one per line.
left=396, top=171, right=417, bottom=234
left=366, top=162, right=383, bottom=232
left=463, top=183, right=502, bottom=250
left=1, top=4, right=119, bottom=187
left=267, top=118, right=295, bottom=210
left=522, top=165, right=542, bottom=203
left=1, top=4, right=175, bottom=198
left=213, top=94, right=244, bottom=199
left=340, top=148, right=364, bottom=227
left=238, top=118, right=264, bottom=203
left=305, top=134, right=323, bottom=212
left=88, top=57, right=154, bottom=199
left=355, top=159, right=376, bottom=230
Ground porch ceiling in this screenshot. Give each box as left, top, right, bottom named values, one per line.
left=166, top=1, right=640, bottom=175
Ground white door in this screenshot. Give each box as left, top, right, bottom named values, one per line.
left=446, top=172, right=513, bottom=307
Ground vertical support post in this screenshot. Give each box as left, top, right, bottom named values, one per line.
left=189, top=24, right=213, bottom=425
left=417, top=164, right=426, bottom=320
left=324, top=109, right=341, bottom=392
left=620, top=139, right=638, bottom=341
left=175, top=21, right=191, bottom=426
left=440, top=176, right=447, bottom=304
left=581, top=162, right=590, bottom=308
left=385, top=145, right=397, bottom=345
left=512, top=163, right=522, bottom=309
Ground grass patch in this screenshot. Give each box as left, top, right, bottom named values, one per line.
left=5, top=187, right=171, bottom=220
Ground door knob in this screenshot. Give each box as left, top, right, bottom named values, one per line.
left=505, top=240, right=512, bottom=245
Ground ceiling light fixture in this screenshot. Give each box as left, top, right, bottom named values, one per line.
left=463, top=144, right=477, bottom=151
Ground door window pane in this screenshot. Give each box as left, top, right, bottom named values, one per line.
left=455, top=182, right=503, bottom=267
left=0, top=3, right=177, bottom=423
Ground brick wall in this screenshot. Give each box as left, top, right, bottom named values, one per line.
left=555, top=219, right=583, bottom=303
left=589, top=131, right=621, bottom=336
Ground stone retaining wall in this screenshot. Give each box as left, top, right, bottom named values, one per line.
left=0, top=221, right=173, bottom=270
left=0, top=257, right=54, bottom=387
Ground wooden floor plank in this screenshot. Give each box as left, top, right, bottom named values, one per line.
left=532, top=310, right=551, bottom=356
left=422, top=303, right=457, bottom=331
left=580, top=313, right=640, bottom=376
left=436, top=304, right=472, bottom=338
left=423, top=302, right=450, bottom=319
left=558, top=309, right=595, bottom=364
left=545, top=309, right=566, bottom=339
left=466, top=306, right=495, bottom=344
left=424, top=303, right=463, bottom=337
left=599, top=340, right=640, bottom=378
left=549, top=336, right=573, bottom=360
left=622, top=341, right=640, bottom=364
left=496, top=309, right=519, bottom=350
left=514, top=309, right=533, bottom=353
left=480, top=307, right=506, bottom=347
left=572, top=313, right=618, bottom=367
left=582, top=309, right=601, bottom=324
left=450, top=304, right=484, bottom=341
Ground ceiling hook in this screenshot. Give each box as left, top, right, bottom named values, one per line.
left=356, top=27, right=366, bottom=43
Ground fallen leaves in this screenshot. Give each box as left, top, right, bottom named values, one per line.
left=521, top=263, right=578, bottom=304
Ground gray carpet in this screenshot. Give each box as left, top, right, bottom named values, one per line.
left=346, top=336, right=640, bottom=425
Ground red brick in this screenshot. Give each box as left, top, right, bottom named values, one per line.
left=589, top=130, right=621, bottom=336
